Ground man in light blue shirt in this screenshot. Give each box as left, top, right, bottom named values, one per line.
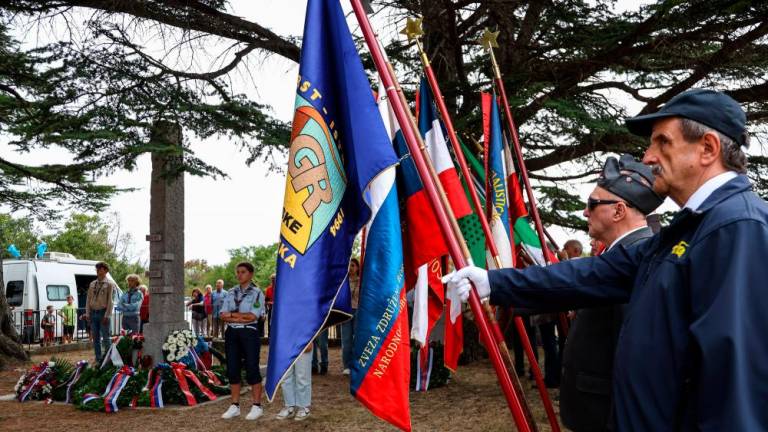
left=210, top=279, right=227, bottom=339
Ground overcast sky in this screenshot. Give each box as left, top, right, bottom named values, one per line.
left=3, top=0, right=686, bottom=265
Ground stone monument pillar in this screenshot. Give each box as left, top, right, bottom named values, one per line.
left=143, top=121, right=188, bottom=365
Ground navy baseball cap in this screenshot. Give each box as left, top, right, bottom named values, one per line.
left=625, top=89, right=748, bottom=148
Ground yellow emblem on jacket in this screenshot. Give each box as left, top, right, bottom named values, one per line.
left=671, top=241, right=689, bottom=258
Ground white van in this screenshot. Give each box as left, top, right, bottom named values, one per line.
left=3, top=252, right=123, bottom=343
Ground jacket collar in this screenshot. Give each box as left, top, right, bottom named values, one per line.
left=661, top=175, right=752, bottom=241
left=692, top=174, right=752, bottom=214
left=616, top=226, right=653, bottom=248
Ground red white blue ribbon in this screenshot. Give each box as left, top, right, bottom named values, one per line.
left=64, top=360, right=89, bottom=403
left=82, top=393, right=101, bottom=404
left=188, top=347, right=221, bottom=386
left=17, top=363, right=50, bottom=402
left=102, top=366, right=134, bottom=413
left=150, top=374, right=164, bottom=408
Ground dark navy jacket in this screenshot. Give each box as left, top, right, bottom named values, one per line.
left=559, top=226, right=654, bottom=431
left=488, top=175, right=768, bottom=431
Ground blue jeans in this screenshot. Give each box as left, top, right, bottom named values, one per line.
left=122, top=315, right=140, bottom=333
left=341, top=310, right=356, bottom=370
left=89, top=309, right=111, bottom=363
left=282, top=351, right=312, bottom=408
left=312, top=329, right=328, bottom=369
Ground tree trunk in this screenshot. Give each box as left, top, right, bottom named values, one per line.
left=0, top=256, right=29, bottom=370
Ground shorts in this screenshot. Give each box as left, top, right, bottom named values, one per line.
left=43, top=329, right=54, bottom=340
left=224, top=325, right=262, bottom=385
left=63, top=325, right=74, bottom=336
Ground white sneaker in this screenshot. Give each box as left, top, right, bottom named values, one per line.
left=245, top=404, right=263, bottom=421
left=221, top=404, right=240, bottom=419
left=294, top=407, right=310, bottom=421
left=342, top=368, right=350, bottom=375
left=276, top=406, right=296, bottom=420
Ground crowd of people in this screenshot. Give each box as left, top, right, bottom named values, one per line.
left=36, top=88, right=768, bottom=428
left=70, top=259, right=361, bottom=422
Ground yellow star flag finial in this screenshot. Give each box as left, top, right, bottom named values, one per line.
left=400, top=17, right=424, bottom=41
left=478, top=28, right=500, bottom=50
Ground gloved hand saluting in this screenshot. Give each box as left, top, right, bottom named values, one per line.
left=445, top=266, right=490, bottom=303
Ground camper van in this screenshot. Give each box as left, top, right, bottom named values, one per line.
left=3, top=252, right=123, bottom=343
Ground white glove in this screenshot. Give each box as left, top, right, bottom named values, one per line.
left=444, top=266, right=490, bottom=303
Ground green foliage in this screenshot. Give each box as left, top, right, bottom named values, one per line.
left=0, top=214, right=38, bottom=259
left=0, top=212, right=145, bottom=286
left=199, top=243, right=279, bottom=291
left=44, top=214, right=113, bottom=261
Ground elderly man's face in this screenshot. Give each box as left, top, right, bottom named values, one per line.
left=583, top=186, right=623, bottom=243
left=642, top=117, right=701, bottom=203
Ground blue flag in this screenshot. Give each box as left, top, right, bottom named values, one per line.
left=266, top=0, right=399, bottom=401
left=482, top=92, right=514, bottom=267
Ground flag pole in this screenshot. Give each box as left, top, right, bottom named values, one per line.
left=384, top=53, right=539, bottom=430
left=399, top=20, right=537, bottom=411
left=349, top=2, right=531, bottom=430
left=481, top=29, right=552, bottom=265
left=482, top=29, right=572, bottom=343
left=480, top=29, right=565, bottom=432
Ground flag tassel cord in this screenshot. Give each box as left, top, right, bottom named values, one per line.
left=487, top=42, right=565, bottom=432
left=413, top=37, right=548, bottom=431
left=350, top=2, right=532, bottom=430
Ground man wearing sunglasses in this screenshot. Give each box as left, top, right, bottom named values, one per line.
left=560, top=155, right=661, bottom=432
left=448, top=89, right=768, bottom=430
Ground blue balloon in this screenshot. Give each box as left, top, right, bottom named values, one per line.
left=7, top=244, right=21, bottom=258
left=36, top=242, right=47, bottom=259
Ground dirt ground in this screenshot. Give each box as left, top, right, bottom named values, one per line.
left=0, top=346, right=562, bottom=432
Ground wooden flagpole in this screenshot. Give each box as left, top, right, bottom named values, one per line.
left=399, top=20, right=538, bottom=428
left=480, top=29, right=566, bottom=431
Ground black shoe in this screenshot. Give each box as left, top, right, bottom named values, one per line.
left=320, top=365, right=328, bottom=375
left=312, top=366, right=319, bottom=375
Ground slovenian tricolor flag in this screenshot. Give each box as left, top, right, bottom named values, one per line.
left=482, top=92, right=515, bottom=268
left=267, top=0, right=398, bottom=404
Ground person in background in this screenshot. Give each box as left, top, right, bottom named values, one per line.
left=59, top=295, right=77, bottom=344
left=341, top=258, right=360, bottom=375
left=187, top=288, right=206, bottom=337
left=204, top=284, right=213, bottom=337
left=563, top=239, right=584, bottom=259
left=139, top=285, right=149, bottom=333
left=85, top=261, right=116, bottom=363
left=118, top=274, right=144, bottom=333
left=264, top=274, right=275, bottom=334
left=276, top=345, right=312, bottom=421
left=312, top=328, right=329, bottom=375
left=210, top=279, right=226, bottom=339
left=589, top=238, right=606, bottom=256
left=220, top=262, right=266, bottom=421
left=41, top=305, right=56, bottom=347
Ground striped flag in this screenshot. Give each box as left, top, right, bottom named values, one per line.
left=482, top=92, right=515, bottom=268
left=347, top=79, right=412, bottom=432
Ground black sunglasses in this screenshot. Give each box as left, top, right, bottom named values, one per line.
left=586, top=197, right=632, bottom=211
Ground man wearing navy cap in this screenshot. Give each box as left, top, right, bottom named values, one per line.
left=449, top=89, right=768, bottom=430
